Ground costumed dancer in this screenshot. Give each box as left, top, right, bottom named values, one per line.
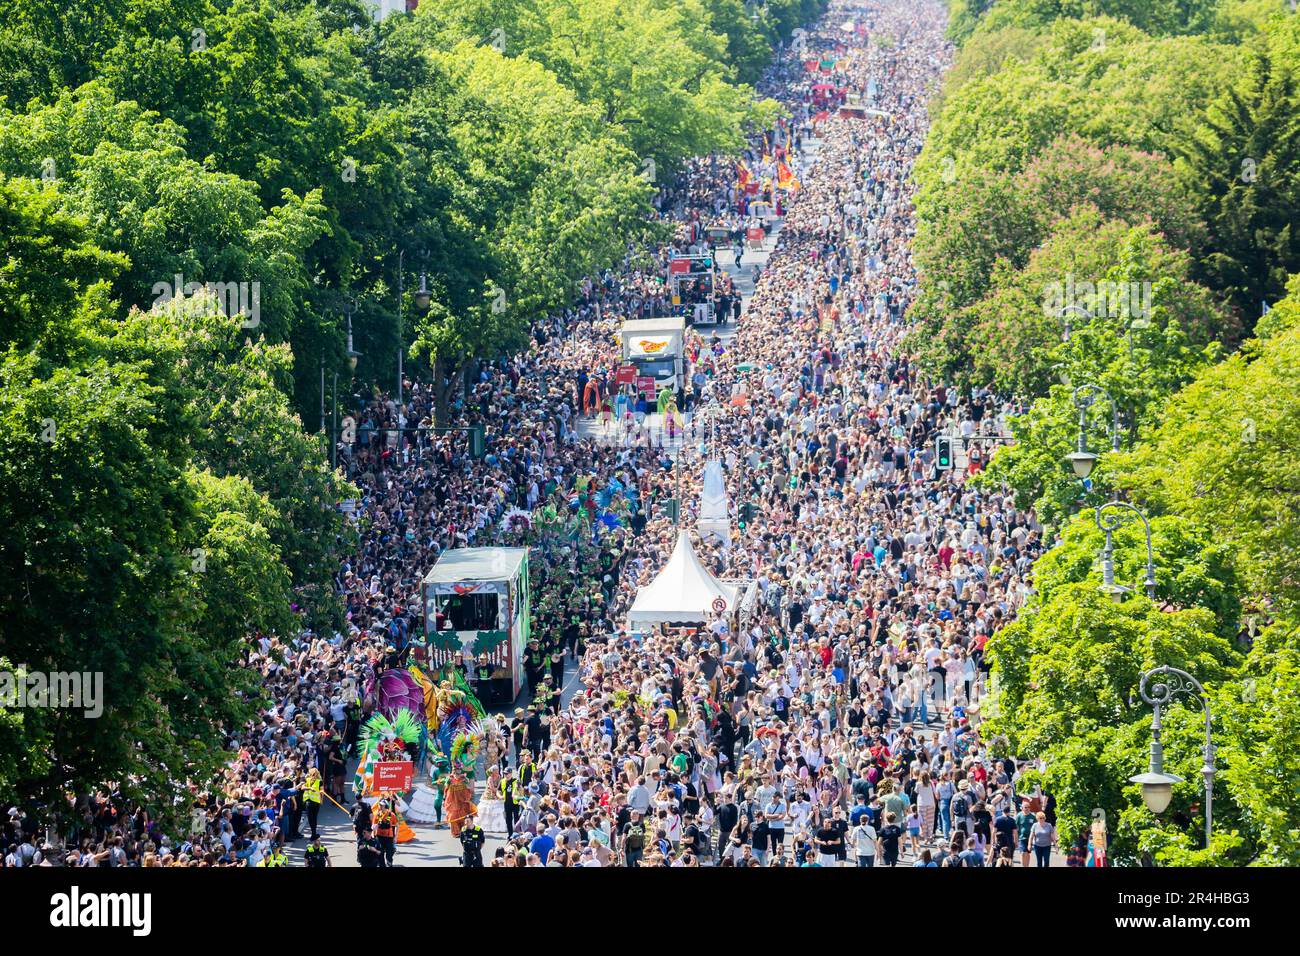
left=353, top=709, right=420, bottom=846
left=444, top=766, right=477, bottom=837
left=476, top=753, right=508, bottom=833
left=440, top=715, right=484, bottom=836
left=407, top=752, right=449, bottom=827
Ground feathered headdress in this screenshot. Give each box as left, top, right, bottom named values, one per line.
left=359, top=707, right=423, bottom=759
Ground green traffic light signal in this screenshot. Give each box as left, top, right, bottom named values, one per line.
left=936, top=436, right=953, bottom=469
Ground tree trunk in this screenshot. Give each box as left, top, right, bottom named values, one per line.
left=433, top=353, right=449, bottom=427
left=432, top=353, right=463, bottom=428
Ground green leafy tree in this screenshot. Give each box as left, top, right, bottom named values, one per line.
left=422, top=0, right=777, bottom=172
left=0, top=172, right=129, bottom=352
left=1122, top=273, right=1300, bottom=617
left=0, top=191, right=338, bottom=816
left=985, top=580, right=1239, bottom=863
left=1176, top=16, right=1300, bottom=328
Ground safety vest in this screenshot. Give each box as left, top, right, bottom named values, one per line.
left=304, top=845, right=328, bottom=867
left=263, top=850, right=287, bottom=867
left=375, top=811, right=396, bottom=839
left=303, top=777, right=322, bottom=804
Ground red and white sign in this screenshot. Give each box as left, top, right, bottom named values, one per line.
left=637, top=376, right=657, bottom=399
left=373, top=761, right=414, bottom=792
left=616, top=364, right=638, bottom=385
left=669, top=258, right=691, bottom=275
left=711, top=596, right=727, bottom=614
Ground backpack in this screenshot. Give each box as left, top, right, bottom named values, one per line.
left=952, top=795, right=969, bottom=818
left=624, top=823, right=645, bottom=851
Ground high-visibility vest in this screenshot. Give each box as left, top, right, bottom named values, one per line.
left=375, top=812, right=396, bottom=838
left=263, top=851, right=286, bottom=867
left=303, top=777, right=322, bottom=804
left=304, top=845, right=328, bottom=867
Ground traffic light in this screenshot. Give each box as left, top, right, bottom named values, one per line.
left=739, top=501, right=758, bottom=528
left=662, top=498, right=680, bottom=522
left=935, top=435, right=954, bottom=470
left=469, top=425, right=485, bottom=459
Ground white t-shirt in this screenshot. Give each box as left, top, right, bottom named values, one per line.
left=853, top=823, right=878, bottom=856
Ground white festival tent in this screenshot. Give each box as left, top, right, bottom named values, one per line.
left=627, top=529, right=739, bottom=628
left=697, top=458, right=731, bottom=544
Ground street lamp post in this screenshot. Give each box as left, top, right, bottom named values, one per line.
left=1057, top=303, right=1093, bottom=344
left=1065, top=383, right=1120, bottom=479
left=343, top=299, right=361, bottom=372
left=395, top=250, right=431, bottom=409
left=334, top=300, right=361, bottom=470
left=1130, top=665, right=1215, bottom=848
left=1094, top=500, right=1156, bottom=601
left=396, top=249, right=404, bottom=406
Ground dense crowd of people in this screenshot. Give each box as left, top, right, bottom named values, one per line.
left=3, top=0, right=1071, bottom=870
left=472, top=0, right=1063, bottom=870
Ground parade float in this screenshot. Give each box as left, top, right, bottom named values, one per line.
left=421, top=547, right=531, bottom=706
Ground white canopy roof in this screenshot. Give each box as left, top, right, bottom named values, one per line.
left=422, top=547, right=527, bottom=585
left=627, top=530, right=738, bottom=626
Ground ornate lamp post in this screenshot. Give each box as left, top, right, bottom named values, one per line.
left=1057, top=302, right=1093, bottom=343
left=1130, top=665, right=1215, bottom=848
left=1095, top=500, right=1156, bottom=601
left=1064, top=383, right=1120, bottom=479
left=395, top=248, right=431, bottom=407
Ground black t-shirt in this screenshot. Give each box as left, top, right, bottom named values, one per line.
left=815, top=825, right=840, bottom=855
left=831, top=818, right=849, bottom=856
left=994, top=814, right=1016, bottom=847
left=356, top=838, right=382, bottom=867
left=717, top=802, right=739, bottom=835
left=879, top=824, right=902, bottom=855
left=700, top=656, right=719, bottom=680
left=682, top=824, right=700, bottom=853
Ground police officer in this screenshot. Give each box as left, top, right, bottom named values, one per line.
left=302, top=768, right=323, bottom=839
left=356, top=828, right=383, bottom=868
left=502, top=773, right=522, bottom=836
left=459, top=811, right=485, bottom=867
left=263, top=845, right=288, bottom=868
left=304, top=836, right=331, bottom=868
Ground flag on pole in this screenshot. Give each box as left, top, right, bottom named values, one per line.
left=776, top=161, right=800, bottom=192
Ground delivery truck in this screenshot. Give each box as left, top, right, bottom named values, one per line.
left=619, top=316, right=686, bottom=394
